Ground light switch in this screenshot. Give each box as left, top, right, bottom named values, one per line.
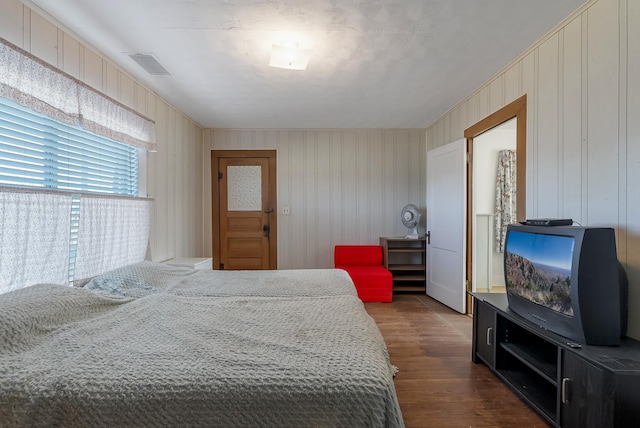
left=282, top=205, right=291, bottom=215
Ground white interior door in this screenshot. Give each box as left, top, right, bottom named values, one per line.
left=426, top=139, right=467, bottom=313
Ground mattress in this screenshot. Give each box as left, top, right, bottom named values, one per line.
left=0, top=262, right=404, bottom=427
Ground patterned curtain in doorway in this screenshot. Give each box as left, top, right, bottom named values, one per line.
left=495, top=150, right=517, bottom=253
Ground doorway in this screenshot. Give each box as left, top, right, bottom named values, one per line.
left=464, top=95, right=527, bottom=308
left=211, top=150, right=277, bottom=270
left=472, top=118, right=516, bottom=293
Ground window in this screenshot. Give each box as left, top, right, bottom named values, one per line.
left=0, top=97, right=138, bottom=196
left=0, top=96, right=144, bottom=286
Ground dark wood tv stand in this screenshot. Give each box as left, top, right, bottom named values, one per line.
left=472, top=293, right=640, bottom=427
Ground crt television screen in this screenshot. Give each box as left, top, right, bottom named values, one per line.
left=505, top=231, right=575, bottom=317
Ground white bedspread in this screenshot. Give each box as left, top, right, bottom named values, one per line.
left=0, top=263, right=404, bottom=427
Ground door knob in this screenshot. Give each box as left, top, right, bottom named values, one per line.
left=263, top=224, right=270, bottom=237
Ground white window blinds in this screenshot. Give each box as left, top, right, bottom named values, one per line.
left=0, top=97, right=138, bottom=195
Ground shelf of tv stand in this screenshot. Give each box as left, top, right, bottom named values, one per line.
left=472, top=292, right=640, bottom=428
left=499, top=341, right=557, bottom=384
left=498, top=364, right=558, bottom=421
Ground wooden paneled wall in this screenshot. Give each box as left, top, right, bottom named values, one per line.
left=0, top=0, right=205, bottom=263
left=203, top=129, right=426, bottom=269
left=426, top=0, right=640, bottom=339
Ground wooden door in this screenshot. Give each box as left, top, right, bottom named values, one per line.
left=560, top=351, right=611, bottom=427
left=472, top=299, right=496, bottom=367
left=426, top=138, right=467, bottom=313
left=212, top=150, right=277, bottom=270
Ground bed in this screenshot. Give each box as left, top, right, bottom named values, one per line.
left=0, top=262, right=404, bottom=427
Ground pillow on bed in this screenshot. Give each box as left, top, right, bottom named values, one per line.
left=83, top=261, right=199, bottom=298
left=0, top=283, right=131, bottom=353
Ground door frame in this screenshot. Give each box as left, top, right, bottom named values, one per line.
left=211, top=150, right=277, bottom=270
left=464, top=95, right=527, bottom=310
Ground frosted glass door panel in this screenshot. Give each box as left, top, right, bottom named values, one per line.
left=227, top=166, right=262, bottom=211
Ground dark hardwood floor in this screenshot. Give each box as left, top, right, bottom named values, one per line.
left=364, top=294, right=549, bottom=428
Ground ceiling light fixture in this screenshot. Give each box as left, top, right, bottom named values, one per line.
left=269, top=41, right=312, bottom=70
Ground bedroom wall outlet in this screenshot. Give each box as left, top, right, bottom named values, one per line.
left=282, top=206, right=291, bottom=215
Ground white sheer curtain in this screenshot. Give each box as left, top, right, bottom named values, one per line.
left=0, top=38, right=156, bottom=288
left=0, top=38, right=80, bottom=125
left=0, top=190, right=72, bottom=293
left=74, top=196, right=152, bottom=281
left=78, top=85, right=156, bottom=152
left=495, top=150, right=517, bottom=253
left=0, top=37, right=156, bottom=151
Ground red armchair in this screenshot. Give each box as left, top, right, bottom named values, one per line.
left=334, top=245, right=393, bottom=303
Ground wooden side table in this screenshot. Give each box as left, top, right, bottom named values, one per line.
left=163, top=257, right=212, bottom=270
left=380, top=237, right=426, bottom=293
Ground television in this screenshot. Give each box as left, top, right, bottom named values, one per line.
left=504, top=224, right=628, bottom=346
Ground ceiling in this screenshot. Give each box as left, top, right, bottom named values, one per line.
left=28, top=0, right=585, bottom=129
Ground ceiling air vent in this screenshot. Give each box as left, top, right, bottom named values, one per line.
left=128, top=53, right=171, bottom=76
